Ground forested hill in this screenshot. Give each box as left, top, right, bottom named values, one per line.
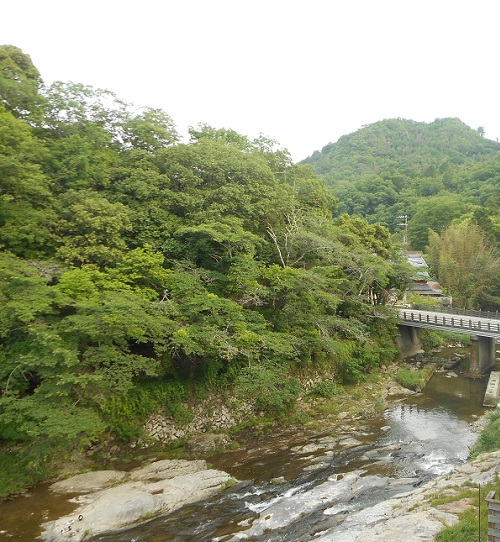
left=303, top=118, right=500, bottom=182
left=301, top=118, right=500, bottom=254
left=1, top=45, right=498, bottom=500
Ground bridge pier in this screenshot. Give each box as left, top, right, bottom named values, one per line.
left=397, top=325, right=422, bottom=358
left=470, top=336, right=497, bottom=375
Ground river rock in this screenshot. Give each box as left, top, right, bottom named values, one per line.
left=228, top=471, right=399, bottom=541
left=292, top=442, right=332, bottom=455
left=41, top=460, right=233, bottom=542
left=50, top=470, right=127, bottom=494
left=314, top=450, right=500, bottom=542
left=227, top=451, right=500, bottom=542
left=129, top=458, right=207, bottom=481
left=337, top=437, right=363, bottom=448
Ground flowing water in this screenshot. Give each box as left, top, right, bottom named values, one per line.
left=0, top=347, right=490, bottom=541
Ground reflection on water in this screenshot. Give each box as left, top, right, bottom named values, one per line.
left=384, top=403, right=477, bottom=476
left=0, top=483, right=78, bottom=541
left=417, top=371, right=487, bottom=419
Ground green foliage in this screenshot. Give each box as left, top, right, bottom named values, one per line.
left=435, top=511, right=481, bottom=542
left=419, top=329, right=470, bottom=350
left=0, top=47, right=415, bottom=497
left=419, top=329, right=449, bottom=350
left=121, top=107, right=179, bottom=151
left=435, top=482, right=500, bottom=542
left=303, top=118, right=499, bottom=310
left=101, top=381, right=189, bottom=441
left=395, top=369, right=425, bottom=391
left=426, top=223, right=499, bottom=310
left=309, top=380, right=343, bottom=398
left=0, top=106, right=55, bottom=258
left=0, top=401, right=104, bottom=498
left=333, top=342, right=375, bottom=384
left=0, top=396, right=103, bottom=442
left=471, top=410, right=500, bottom=456
left=408, top=195, right=468, bottom=250
left=303, top=119, right=500, bottom=249
left=304, top=117, right=500, bottom=189
left=235, top=362, right=301, bottom=416
left=0, top=440, right=66, bottom=498
left=0, top=45, right=44, bottom=119
left=55, top=190, right=131, bottom=266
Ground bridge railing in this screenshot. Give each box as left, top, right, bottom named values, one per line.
left=411, top=305, right=500, bottom=320
left=400, top=311, right=500, bottom=334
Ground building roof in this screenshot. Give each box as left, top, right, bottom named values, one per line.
left=409, top=281, right=443, bottom=296
left=404, top=250, right=430, bottom=280
left=402, top=251, right=445, bottom=297
left=405, top=251, right=428, bottom=269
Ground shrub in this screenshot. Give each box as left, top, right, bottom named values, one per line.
left=395, top=369, right=424, bottom=391
left=309, top=380, right=343, bottom=398
left=420, top=329, right=470, bottom=350
left=235, top=362, right=301, bottom=416
left=471, top=410, right=500, bottom=456
left=101, top=380, right=190, bottom=441
left=0, top=438, right=78, bottom=499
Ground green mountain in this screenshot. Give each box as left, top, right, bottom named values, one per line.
left=303, top=117, right=499, bottom=181
left=302, top=118, right=500, bottom=250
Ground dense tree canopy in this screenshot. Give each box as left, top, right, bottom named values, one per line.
left=426, top=223, right=500, bottom=310
left=302, top=118, right=500, bottom=250
left=303, top=117, right=500, bottom=308
left=0, top=46, right=411, bottom=496
left=0, top=45, right=43, bottom=119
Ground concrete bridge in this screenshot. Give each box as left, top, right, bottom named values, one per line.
left=397, top=308, right=500, bottom=375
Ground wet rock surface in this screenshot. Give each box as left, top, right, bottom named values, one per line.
left=314, top=450, right=500, bottom=541
left=41, top=460, right=232, bottom=542
left=226, top=451, right=500, bottom=542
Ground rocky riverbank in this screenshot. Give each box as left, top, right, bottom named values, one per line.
left=314, top=450, right=500, bottom=542
left=41, top=449, right=499, bottom=542
left=41, top=459, right=233, bottom=542
left=39, top=362, right=495, bottom=542
left=222, top=451, right=499, bottom=542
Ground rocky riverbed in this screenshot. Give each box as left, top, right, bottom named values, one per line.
left=314, top=450, right=500, bottom=542
left=40, top=449, right=499, bottom=542
left=16, top=354, right=496, bottom=542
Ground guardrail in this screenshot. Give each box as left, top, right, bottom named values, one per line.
left=487, top=491, right=500, bottom=542
left=412, top=305, right=500, bottom=320
left=400, top=311, right=500, bottom=335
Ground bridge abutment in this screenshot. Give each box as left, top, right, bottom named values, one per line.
left=397, top=325, right=422, bottom=358
left=470, top=336, right=497, bottom=375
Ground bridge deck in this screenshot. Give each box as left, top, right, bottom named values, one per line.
left=399, top=309, right=500, bottom=339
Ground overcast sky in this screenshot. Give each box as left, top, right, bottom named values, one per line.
left=3, top=0, right=499, bottom=161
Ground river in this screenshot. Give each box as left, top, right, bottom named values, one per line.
left=0, top=347, right=489, bottom=541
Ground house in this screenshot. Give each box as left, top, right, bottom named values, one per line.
left=403, top=251, right=451, bottom=306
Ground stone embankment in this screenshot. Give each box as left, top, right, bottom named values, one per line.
left=143, top=372, right=410, bottom=448
left=145, top=401, right=251, bottom=445
left=41, top=459, right=233, bottom=542
left=484, top=371, right=500, bottom=407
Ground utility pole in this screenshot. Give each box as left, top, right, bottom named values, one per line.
left=397, top=215, right=408, bottom=251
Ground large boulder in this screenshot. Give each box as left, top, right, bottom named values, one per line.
left=42, top=460, right=233, bottom=542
